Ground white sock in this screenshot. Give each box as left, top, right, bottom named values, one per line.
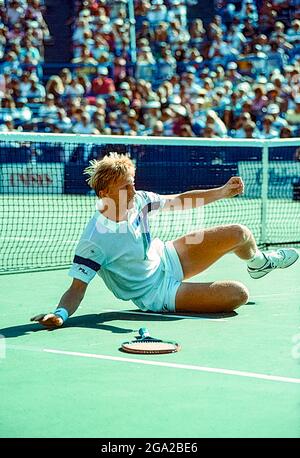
left=247, top=250, right=268, bottom=268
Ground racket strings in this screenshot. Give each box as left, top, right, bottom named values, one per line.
left=122, top=340, right=179, bottom=354
left=121, top=328, right=181, bottom=354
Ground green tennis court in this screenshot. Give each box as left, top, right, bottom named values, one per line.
left=1, top=252, right=299, bottom=438
left=1, top=135, right=299, bottom=438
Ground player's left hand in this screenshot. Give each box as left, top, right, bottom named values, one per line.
left=30, top=313, right=63, bottom=328
left=221, top=176, right=244, bottom=198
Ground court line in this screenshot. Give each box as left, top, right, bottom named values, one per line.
left=42, top=349, right=300, bottom=384
left=102, top=308, right=228, bottom=322
left=254, top=291, right=300, bottom=299
left=7, top=345, right=300, bottom=384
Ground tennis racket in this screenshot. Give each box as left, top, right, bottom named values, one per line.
left=121, top=328, right=180, bottom=354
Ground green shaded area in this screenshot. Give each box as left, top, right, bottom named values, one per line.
left=1, top=256, right=299, bottom=438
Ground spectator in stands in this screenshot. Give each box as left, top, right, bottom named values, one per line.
left=112, top=56, right=127, bottom=85
left=59, top=67, right=72, bottom=91
left=0, top=96, right=17, bottom=122
left=143, top=100, right=162, bottom=131
left=19, top=71, right=32, bottom=98
left=266, top=103, right=288, bottom=129
left=267, top=40, right=287, bottom=72
left=286, top=95, right=300, bottom=126
left=225, top=61, right=242, bottom=84
left=147, top=0, right=167, bottom=27
left=46, top=75, right=64, bottom=100
left=78, top=74, right=91, bottom=95
left=202, top=124, right=218, bottom=138
left=135, top=46, right=156, bottom=82
left=2, top=0, right=299, bottom=140
left=160, top=107, right=174, bottom=136
left=7, top=1, right=24, bottom=26
left=286, top=19, right=300, bottom=46
left=0, top=115, right=19, bottom=132
left=91, top=67, right=115, bottom=95
left=123, top=109, right=145, bottom=136
left=226, top=23, right=247, bottom=53
left=223, top=91, right=243, bottom=130
left=259, top=115, right=279, bottom=138
left=171, top=104, right=190, bottom=135
left=150, top=120, right=165, bottom=136
left=106, top=111, right=121, bottom=134
left=26, top=75, right=46, bottom=102
left=26, top=0, right=51, bottom=41
left=265, top=82, right=285, bottom=110
left=19, top=37, right=41, bottom=64
left=232, top=112, right=252, bottom=138
left=242, top=120, right=260, bottom=139
left=156, top=44, right=177, bottom=83
left=64, top=76, right=85, bottom=98
left=14, top=96, right=32, bottom=126
left=73, top=112, right=94, bottom=134
left=250, top=85, right=268, bottom=120
left=279, top=125, right=293, bottom=137
left=242, top=17, right=257, bottom=41
left=71, top=44, right=98, bottom=77
left=180, top=123, right=194, bottom=137
left=205, top=110, right=227, bottom=137
left=92, top=112, right=107, bottom=135
left=37, top=93, right=59, bottom=121
left=189, top=18, right=206, bottom=48
left=52, top=108, right=70, bottom=133
left=1, top=51, right=20, bottom=74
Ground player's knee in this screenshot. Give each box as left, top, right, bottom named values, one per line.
left=230, top=224, right=251, bottom=246
left=230, top=282, right=249, bottom=309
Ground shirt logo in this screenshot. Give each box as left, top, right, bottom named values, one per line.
left=79, top=267, right=88, bottom=275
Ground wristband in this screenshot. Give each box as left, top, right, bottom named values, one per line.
left=54, top=307, right=69, bottom=323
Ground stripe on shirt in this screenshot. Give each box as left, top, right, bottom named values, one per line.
left=132, top=201, right=161, bottom=229
left=73, top=255, right=101, bottom=272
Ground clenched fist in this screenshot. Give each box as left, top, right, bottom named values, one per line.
left=221, top=176, right=244, bottom=199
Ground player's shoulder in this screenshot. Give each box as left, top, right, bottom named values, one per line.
left=75, top=237, right=105, bottom=261
left=135, top=190, right=161, bottom=205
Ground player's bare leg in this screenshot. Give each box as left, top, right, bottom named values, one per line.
left=175, top=280, right=249, bottom=313
left=172, top=224, right=298, bottom=313
left=172, top=224, right=257, bottom=280
left=173, top=223, right=298, bottom=281
left=171, top=224, right=252, bottom=313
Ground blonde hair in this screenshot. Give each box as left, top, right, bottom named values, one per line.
left=84, top=152, right=135, bottom=196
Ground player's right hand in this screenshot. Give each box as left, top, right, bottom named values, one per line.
left=30, top=313, right=63, bottom=328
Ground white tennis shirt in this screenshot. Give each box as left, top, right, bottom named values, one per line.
left=69, top=191, right=167, bottom=301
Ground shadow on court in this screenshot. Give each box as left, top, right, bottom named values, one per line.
left=0, top=310, right=237, bottom=338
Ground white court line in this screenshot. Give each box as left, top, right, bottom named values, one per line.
left=102, top=308, right=228, bottom=322
left=253, top=291, right=300, bottom=299
left=41, top=349, right=300, bottom=384
left=7, top=345, right=300, bottom=385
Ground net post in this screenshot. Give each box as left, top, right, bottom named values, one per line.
left=260, top=144, right=269, bottom=247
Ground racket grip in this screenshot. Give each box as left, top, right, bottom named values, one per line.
left=139, top=327, right=150, bottom=338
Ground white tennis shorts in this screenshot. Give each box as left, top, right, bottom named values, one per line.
left=133, top=241, right=184, bottom=313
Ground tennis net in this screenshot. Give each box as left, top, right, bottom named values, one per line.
left=0, top=133, right=299, bottom=274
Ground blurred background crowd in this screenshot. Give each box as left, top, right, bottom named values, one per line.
left=0, top=0, right=299, bottom=139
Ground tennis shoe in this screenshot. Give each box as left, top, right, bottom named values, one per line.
left=247, top=248, right=299, bottom=279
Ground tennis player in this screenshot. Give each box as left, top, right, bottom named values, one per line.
left=31, top=153, right=299, bottom=327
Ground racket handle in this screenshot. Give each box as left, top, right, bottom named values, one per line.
left=139, top=327, right=150, bottom=339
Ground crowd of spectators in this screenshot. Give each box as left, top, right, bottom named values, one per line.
left=0, top=0, right=300, bottom=139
